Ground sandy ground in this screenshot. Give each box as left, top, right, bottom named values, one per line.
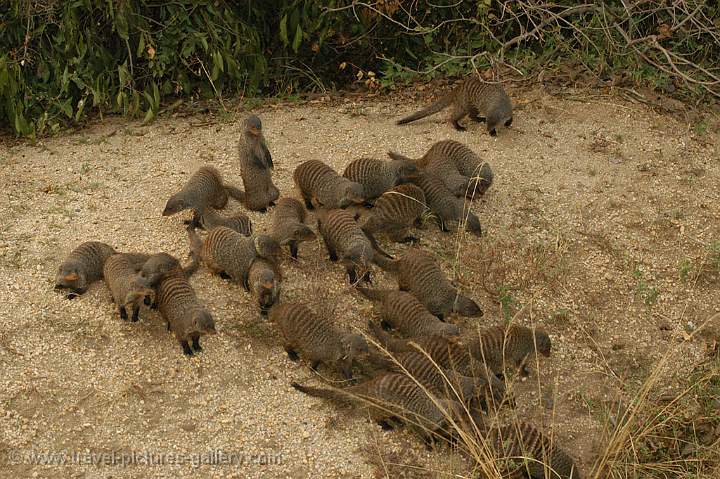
left=0, top=87, right=719, bottom=478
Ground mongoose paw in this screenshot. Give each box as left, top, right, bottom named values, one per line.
left=453, top=122, right=467, bottom=132
left=268, top=201, right=276, bottom=207
left=361, top=272, right=372, bottom=284
left=285, top=349, right=300, bottom=361
left=310, top=360, right=321, bottom=372
left=304, top=200, right=314, bottom=210
left=435, top=314, right=445, bottom=322
left=66, top=292, right=78, bottom=300
left=289, top=243, right=299, bottom=259
left=380, top=320, right=392, bottom=331
left=166, top=321, right=171, bottom=331
left=504, top=117, right=513, bottom=127
left=219, top=271, right=232, bottom=280
left=151, top=302, right=158, bottom=310
left=131, top=310, right=140, bottom=322
left=401, top=235, right=419, bottom=244
left=181, top=341, right=194, bottom=356
left=362, top=201, right=375, bottom=209
left=119, top=308, right=128, bottom=321
left=192, top=338, right=203, bottom=352
left=143, top=295, right=152, bottom=306
left=328, top=252, right=338, bottom=262
left=488, top=128, right=497, bottom=137
left=378, top=420, right=395, bottom=431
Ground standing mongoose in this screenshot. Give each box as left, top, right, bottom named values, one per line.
left=342, top=157, right=419, bottom=203
left=293, top=160, right=365, bottom=210
left=413, top=173, right=482, bottom=236
left=291, top=373, right=464, bottom=444
left=396, top=76, right=513, bottom=136
left=134, top=252, right=199, bottom=290
left=188, top=225, right=279, bottom=290
left=358, top=184, right=426, bottom=243
left=270, top=197, right=317, bottom=259
left=55, top=241, right=117, bottom=298
left=162, top=166, right=229, bottom=222
left=362, top=350, right=506, bottom=410
left=155, top=264, right=216, bottom=356
left=356, top=287, right=460, bottom=338
left=462, top=325, right=552, bottom=377
left=248, top=258, right=281, bottom=316
left=485, top=421, right=582, bottom=479
left=316, top=208, right=391, bottom=284
left=389, top=140, right=493, bottom=198
left=103, top=253, right=154, bottom=322
left=192, top=206, right=252, bottom=236
left=268, top=303, right=368, bottom=379
left=234, top=115, right=280, bottom=212
left=373, top=250, right=482, bottom=320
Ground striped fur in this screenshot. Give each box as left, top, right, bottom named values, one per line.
left=359, top=184, right=426, bottom=243
left=156, top=267, right=216, bottom=356
left=396, top=76, right=512, bottom=136
left=488, top=422, right=582, bottom=479
left=462, top=325, right=552, bottom=377
left=103, top=253, right=153, bottom=322
left=55, top=241, right=117, bottom=297
left=342, top=157, right=419, bottom=201
left=293, top=160, right=365, bottom=209
left=196, top=206, right=252, bottom=236
left=414, top=173, right=482, bottom=236
left=269, top=303, right=367, bottom=379
left=248, top=258, right=281, bottom=315
left=357, top=287, right=459, bottom=337
left=270, top=197, right=316, bottom=259
left=162, top=165, right=228, bottom=217
left=373, top=250, right=482, bottom=320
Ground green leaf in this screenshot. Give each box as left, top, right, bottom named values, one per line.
left=279, top=15, right=288, bottom=45
left=115, top=13, right=129, bottom=40
left=292, top=24, right=303, bottom=53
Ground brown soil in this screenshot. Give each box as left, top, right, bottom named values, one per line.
left=0, top=87, right=718, bottom=478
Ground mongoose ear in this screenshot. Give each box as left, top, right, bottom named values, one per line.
left=64, top=272, right=79, bottom=282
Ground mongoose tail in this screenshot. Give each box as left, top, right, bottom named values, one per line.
left=387, top=151, right=416, bottom=163
left=225, top=184, right=247, bottom=205
left=290, top=382, right=355, bottom=405
left=396, top=95, right=453, bottom=125
left=356, top=286, right=390, bottom=302
left=370, top=252, right=399, bottom=272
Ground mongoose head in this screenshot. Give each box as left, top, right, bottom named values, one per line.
left=392, top=160, right=420, bottom=183
left=243, top=115, right=263, bottom=137
left=342, top=333, right=369, bottom=359
left=464, top=212, right=482, bottom=237
left=253, top=269, right=280, bottom=315
left=162, top=193, right=189, bottom=216
left=338, top=182, right=365, bottom=208
left=533, top=328, right=552, bottom=357
left=123, top=287, right=154, bottom=309
left=452, top=294, right=483, bottom=317
left=135, top=253, right=181, bottom=288
left=54, top=264, right=87, bottom=295
left=470, top=164, right=493, bottom=196
left=193, top=310, right=217, bottom=335
left=254, top=235, right=281, bottom=260
left=439, top=322, right=461, bottom=336
left=486, top=110, right=512, bottom=137
left=289, top=224, right=316, bottom=243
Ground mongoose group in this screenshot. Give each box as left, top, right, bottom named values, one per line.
left=54, top=77, right=582, bottom=478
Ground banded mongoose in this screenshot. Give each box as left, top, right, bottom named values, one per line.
left=135, top=252, right=199, bottom=290
left=188, top=225, right=280, bottom=290
left=155, top=263, right=217, bottom=356
left=293, top=160, right=365, bottom=209
left=485, top=421, right=582, bottom=479
left=162, top=166, right=229, bottom=222
left=462, top=325, right=552, bottom=377
left=396, top=76, right=513, bottom=136
left=390, top=140, right=493, bottom=197
left=363, top=350, right=506, bottom=409
left=234, top=115, right=280, bottom=212
left=270, top=197, right=317, bottom=259
left=356, top=287, right=460, bottom=338
left=291, top=373, right=463, bottom=444
left=193, top=206, right=252, bottom=236
left=55, top=241, right=117, bottom=298
left=342, top=157, right=419, bottom=202
left=268, top=303, right=368, bottom=379
left=368, top=322, right=492, bottom=379
left=248, top=258, right=281, bottom=315
left=358, top=184, right=426, bottom=243
left=316, top=208, right=390, bottom=284
left=103, top=253, right=154, bottom=322
left=373, top=250, right=482, bottom=320
left=413, top=173, right=482, bottom=236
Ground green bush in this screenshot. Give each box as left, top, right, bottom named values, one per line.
left=1, top=1, right=718, bottom=137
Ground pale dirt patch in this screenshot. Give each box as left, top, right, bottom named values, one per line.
left=0, top=87, right=718, bottom=478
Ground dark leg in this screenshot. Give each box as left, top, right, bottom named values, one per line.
left=325, top=242, right=338, bottom=262
left=304, top=198, right=314, bottom=210
left=504, top=117, right=513, bottom=127
left=219, top=271, right=232, bottom=280
left=131, top=305, right=140, bottom=322
left=377, top=419, right=395, bottom=431
left=143, top=295, right=152, bottom=306
left=151, top=301, right=158, bottom=310
left=285, top=347, right=300, bottom=361
left=361, top=271, right=372, bottom=284
left=450, top=107, right=468, bottom=131
left=289, top=241, right=298, bottom=259
left=346, top=266, right=358, bottom=284
left=488, top=128, right=497, bottom=137
left=341, top=363, right=353, bottom=380
left=192, top=337, right=202, bottom=352
left=166, top=321, right=171, bottom=331
left=181, top=340, right=194, bottom=356
left=268, top=201, right=276, bottom=207
left=380, top=319, right=392, bottom=331
left=119, top=306, right=128, bottom=321
left=363, top=201, right=375, bottom=208
left=66, top=292, right=79, bottom=300
left=310, top=360, right=321, bottom=372
left=257, top=207, right=268, bottom=214
left=436, top=313, right=445, bottom=322
left=469, top=108, right=486, bottom=123
left=436, top=217, right=450, bottom=232
left=400, top=235, right=419, bottom=244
